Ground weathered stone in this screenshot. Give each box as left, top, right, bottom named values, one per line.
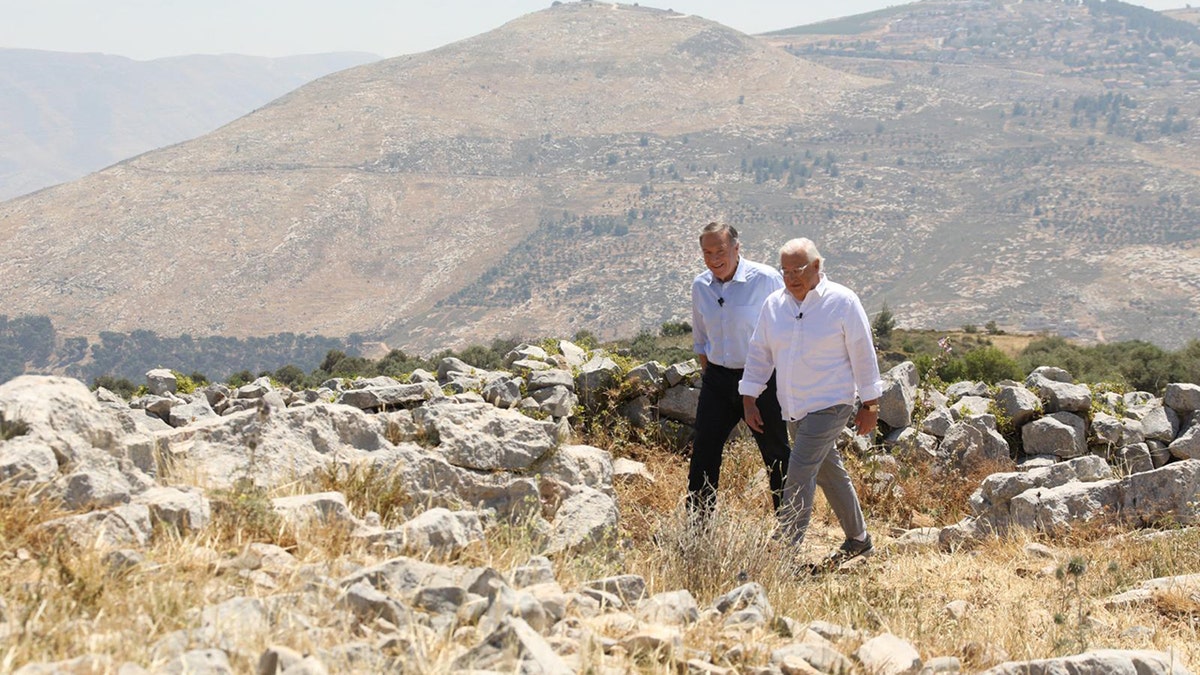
left=544, top=485, right=618, bottom=555
left=576, top=356, right=621, bottom=408
left=1025, top=371, right=1091, bottom=413
left=338, top=581, right=412, bottom=627
left=1122, top=459, right=1200, bottom=526
left=659, top=385, right=700, bottom=426
left=452, top=616, right=572, bottom=675
left=879, top=361, right=918, bottom=429
left=976, top=455, right=1112, bottom=516
left=39, top=503, right=153, bottom=548
left=399, top=507, right=484, bottom=556
left=636, top=589, right=699, bottom=626
left=168, top=396, right=218, bottom=427
left=664, top=360, right=700, bottom=387
left=950, top=396, right=992, bottom=419
left=979, top=649, right=1191, bottom=675
left=154, top=402, right=393, bottom=489
left=993, top=383, right=1041, bottom=428
left=481, top=376, right=524, bottom=409
left=414, top=401, right=557, bottom=471
left=1165, top=383, right=1200, bottom=413
left=530, top=385, right=577, bottom=418
left=946, top=381, right=990, bottom=400
left=884, top=427, right=939, bottom=463
left=920, top=406, right=954, bottom=438
left=1091, top=412, right=1123, bottom=447
left=436, top=357, right=483, bottom=381
left=511, top=556, right=556, bottom=589
left=771, top=643, right=856, bottom=675
left=713, top=582, right=773, bottom=622
left=146, top=369, right=178, bottom=396
left=160, top=649, right=233, bottom=675
left=273, top=492, right=359, bottom=529
left=626, top=361, right=666, bottom=391
left=892, top=527, right=942, bottom=552
left=612, top=457, right=655, bottom=484
left=528, top=369, right=575, bottom=392
left=942, top=419, right=1009, bottom=470
left=558, top=341, right=588, bottom=368
left=856, top=633, right=923, bottom=675
left=0, top=376, right=124, bottom=466
left=1118, top=443, right=1155, bottom=475
left=504, top=344, right=549, bottom=367
left=619, top=395, right=655, bottom=427
left=582, top=574, right=646, bottom=605
left=1168, top=415, right=1200, bottom=460
left=1009, top=478, right=1121, bottom=533
left=1022, top=412, right=1086, bottom=459
left=0, top=436, right=59, bottom=489
left=1104, top=573, right=1200, bottom=609
left=531, top=444, right=613, bottom=493
left=336, top=382, right=441, bottom=410
left=130, top=486, right=211, bottom=534
left=255, top=643, right=304, bottom=672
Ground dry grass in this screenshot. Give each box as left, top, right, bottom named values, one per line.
left=3, top=438, right=1200, bottom=672
left=601, top=439, right=1200, bottom=671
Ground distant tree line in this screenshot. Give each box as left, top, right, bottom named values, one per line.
left=0, top=314, right=347, bottom=386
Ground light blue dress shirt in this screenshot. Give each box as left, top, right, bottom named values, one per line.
left=691, top=257, right=784, bottom=369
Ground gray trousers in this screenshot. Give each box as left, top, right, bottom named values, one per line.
left=782, top=404, right=867, bottom=547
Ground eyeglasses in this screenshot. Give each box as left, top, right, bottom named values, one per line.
left=779, top=262, right=815, bottom=277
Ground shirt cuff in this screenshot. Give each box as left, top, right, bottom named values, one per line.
left=858, top=380, right=884, bottom=402
left=738, top=381, right=767, bottom=398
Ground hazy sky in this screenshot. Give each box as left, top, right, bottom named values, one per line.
left=0, top=0, right=1189, bottom=61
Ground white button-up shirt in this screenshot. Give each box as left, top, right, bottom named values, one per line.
left=691, top=258, right=783, bottom=369
left=738, top=274, right=883, bottom=421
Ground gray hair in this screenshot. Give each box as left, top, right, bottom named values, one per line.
left=699, top=221, right=738, bottom=245
left=779, top=237, right=822, bottom=263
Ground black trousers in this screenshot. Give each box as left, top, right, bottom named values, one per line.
left=687, top=364, right=790, bottom=519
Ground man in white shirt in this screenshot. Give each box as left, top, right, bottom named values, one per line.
left=689, top=222, right=790, bottom=522
left=740, top=237, right=883, bottom=568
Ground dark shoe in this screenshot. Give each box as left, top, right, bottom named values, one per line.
left=813, top=534, right=874, bottom=574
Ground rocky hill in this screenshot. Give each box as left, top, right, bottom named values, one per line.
left=0, top=49, right=379, bottom=200
left=0, top=0, right=1197, bottom=353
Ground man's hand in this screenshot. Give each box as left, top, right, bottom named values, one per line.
left=697, top=354, right=708, bottom=373
left=854, top=406, right=878, bottom=436
left=743, top=395, right=763, bottom=433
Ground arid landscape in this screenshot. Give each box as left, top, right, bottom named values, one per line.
left=1, top=0, right=1198, bottom=355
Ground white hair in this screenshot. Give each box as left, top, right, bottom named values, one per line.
left=779, top=237, right=822, bottom=263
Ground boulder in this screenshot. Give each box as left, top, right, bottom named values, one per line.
left=1022, top=412, right=1087, bottom=459
left=879, top=361, right=919, bottom=429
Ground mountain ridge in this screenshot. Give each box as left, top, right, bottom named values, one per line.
left=1, top=0, right=1197, bottom=351
left=0, top=48, right=380, bottom=200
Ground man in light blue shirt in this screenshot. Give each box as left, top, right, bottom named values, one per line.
left=689, top=222, right=789, bottom=522
left=740, top=237, right=883, bottom=570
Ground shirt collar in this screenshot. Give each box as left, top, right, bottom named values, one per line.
left=812, top=272, right=830, bottom=297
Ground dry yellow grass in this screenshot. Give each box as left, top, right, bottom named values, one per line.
left=600, top=438, right=1200, bottom=671
left=3, top=436, right=1200, bottom=672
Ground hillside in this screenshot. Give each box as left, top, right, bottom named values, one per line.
left=0, top=0, right=1197, bottom=354
left=0, top=49, right=379, bottom=200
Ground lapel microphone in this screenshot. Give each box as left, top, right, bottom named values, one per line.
left=718, top=297, right=724, bottom=307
